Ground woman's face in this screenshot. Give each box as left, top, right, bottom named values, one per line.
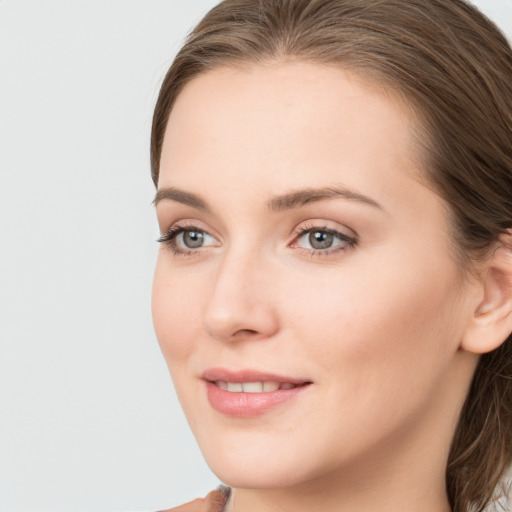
left=152, top=62, right=478, bottom=489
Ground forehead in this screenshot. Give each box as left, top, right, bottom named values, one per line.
left=159, top=61, right=422, bottom=201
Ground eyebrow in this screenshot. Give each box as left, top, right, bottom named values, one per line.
left=267, top=186, right=383, bottom=212
left=153, top=186, right=383, bottom=212
left=153, top=187, right=209, bottom=211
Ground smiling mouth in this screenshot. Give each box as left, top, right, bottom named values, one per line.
left=204, top=374, right=312, bottom=417
left=202, top=368, right=313, bottom=416
left=212, top=381, right=309, bottom=393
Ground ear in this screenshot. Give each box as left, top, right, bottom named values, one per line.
left=461, top=232, right=512, bottom=355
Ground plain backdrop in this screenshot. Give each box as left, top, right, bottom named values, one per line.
left=0, top=1, right=511, bottom=511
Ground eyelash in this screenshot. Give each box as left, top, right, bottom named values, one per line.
left=157, top=222, right=357, bottom=258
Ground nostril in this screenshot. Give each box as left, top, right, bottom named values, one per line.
left=234, top=329, right=259, bottom=337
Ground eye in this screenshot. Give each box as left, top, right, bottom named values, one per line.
left=179, top=230, right=208, bottom=249
left=292, top=224, right=357, bottom=255
left=304, top=230, right=337, bottom=250
left=157, top=223, right=219, bottom=256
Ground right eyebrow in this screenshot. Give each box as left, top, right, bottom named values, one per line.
left=153, top=187, right=211, bottom=212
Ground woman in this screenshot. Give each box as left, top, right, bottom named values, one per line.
left=150, top=1, right=512, bottom=511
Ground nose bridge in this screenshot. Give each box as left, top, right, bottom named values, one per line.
left=203, top=240, right=278, bottom=342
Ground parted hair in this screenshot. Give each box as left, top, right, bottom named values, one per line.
left=150, top=1, right=512, bottom=511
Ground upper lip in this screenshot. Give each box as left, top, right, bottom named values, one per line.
left=202, top=367, right=311, bottom=384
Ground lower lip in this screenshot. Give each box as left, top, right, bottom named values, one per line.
left=205, top=381, right=311, bottom=417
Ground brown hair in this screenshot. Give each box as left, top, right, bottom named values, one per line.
left=150, top=1, right=512, bottom=510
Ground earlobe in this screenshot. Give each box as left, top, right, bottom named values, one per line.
left=461, top=234, right=512, bottom=355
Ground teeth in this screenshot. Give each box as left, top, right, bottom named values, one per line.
left=263, top=381, right=280, bottom=392
left=215, top=381, right=298, bottom=392
left=242, top=382, right=263, bottom=393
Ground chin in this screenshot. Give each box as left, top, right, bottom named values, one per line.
left=206, top=455, right=312, bottom=490
left=194, top=426, right=330, bottom=490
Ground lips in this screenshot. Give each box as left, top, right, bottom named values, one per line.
left=202, top=368, right=312, bottom=417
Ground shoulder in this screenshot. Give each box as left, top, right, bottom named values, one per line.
left=158, top=487, right=231, bottom=512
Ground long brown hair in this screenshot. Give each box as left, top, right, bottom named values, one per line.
left=150, top=1, right=512, bottom=510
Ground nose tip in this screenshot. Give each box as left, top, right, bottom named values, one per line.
left=204, top=298, right=279, bottom=343
left=202, top=256, right=279, bottom=343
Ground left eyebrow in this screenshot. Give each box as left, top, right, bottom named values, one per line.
left=266, top=186, right=383, bottom=212
left=153, top=185, right=383, bottom=212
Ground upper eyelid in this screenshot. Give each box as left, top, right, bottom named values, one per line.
left=294, top=226, right=354, bottom=239
left=160, top=219, right=214, bottom=236
left=161, top=221, right=354, bottom=236
left=292, top=221, right=358, bottom=240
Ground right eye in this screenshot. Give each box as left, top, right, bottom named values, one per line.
left=157, top=224, right=219, bottom=255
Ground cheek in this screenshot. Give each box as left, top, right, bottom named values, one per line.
left=274, top=254, right=464, bottom=457
left=283, top=250, right=462, bottom=386
left=152, top=255, right=204, bottom=366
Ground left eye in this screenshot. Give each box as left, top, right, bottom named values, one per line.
left=295, top=228, right=355, bottom=251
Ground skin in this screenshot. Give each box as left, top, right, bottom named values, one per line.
left=152, top=61, right=487, bottom=512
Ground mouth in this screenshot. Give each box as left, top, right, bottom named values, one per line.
left=212, top=380, right=308, bottom=392
left=202, top=368, right=313, bottom=417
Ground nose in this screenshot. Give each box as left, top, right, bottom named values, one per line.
left=203, top=248, right=279, bottom=343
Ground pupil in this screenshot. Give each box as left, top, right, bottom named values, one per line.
left=309, top=231, right=333, bottom=250
left=183, top=231, right=204, bottom=248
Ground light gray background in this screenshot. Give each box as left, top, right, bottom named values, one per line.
left=0, top=1, right=511, bottom=511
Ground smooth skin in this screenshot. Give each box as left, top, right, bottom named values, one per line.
left=152, top=61, right=512, bottom=512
